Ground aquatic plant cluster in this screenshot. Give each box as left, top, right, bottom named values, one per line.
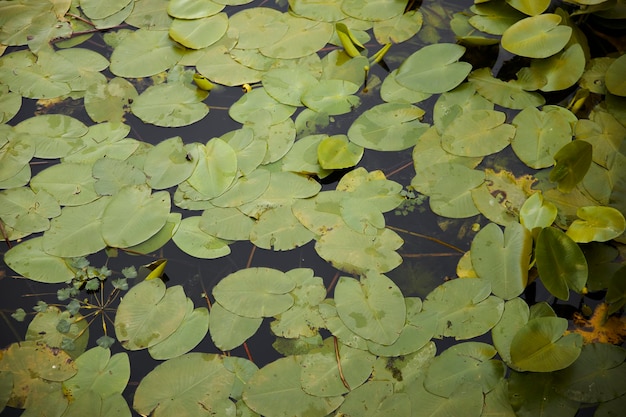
left=1, top=0, right=626, bottom=416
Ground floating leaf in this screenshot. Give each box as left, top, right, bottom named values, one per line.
left=14, top=114, right=88, bottom=159
left=30, top=162, right=99, bottom=206
left=109, top=29, right=184, bottom=78
left=4, top=237, right=75, bottom=283
left=405, top=374, right=484, bottom=417
left=506, top=0, right=550, bottom=15
left=519, top=192, right=558, bottom=231
left=262, top=67, right=319, bottom=107
left=491, top=297, right=530, bottom=365
left=606, top=53, right=626, bottom=96
left=395, top=43, right=472, bottom=94
left=549, top=140, right=593, bottom=193
left=441, top=109, right=515, bottom=157
left=501, top=14, right=572, bottom=58
left=422, top=278, right=504, bottom=340
left=347, top=102, right=428, bottom=151
left=566, top=206, right=626, bottom=243
left=334, top=272, right=405, bottom=345
left=42, top=197, right=110, bottom=257
left=171, top=216, right=231, bottom=259
left=317, top=134, right=364, bottom=169
left=468, top=67, right=545, bottom=109
left=0, top=132, right=35, bottom=182
left=167, top=0, right=225, bottom=19
left=508, top=371, right=579, bottom=417
left=0, top=187, right=60, bottom=236
left=530, top=43, right=586, bottom=92
left=536, top=227, right=588, bottom=300
left=199, top=206, right=255, bottom=241
left=25, top=306, right=89, bottom=359
left=143, top=136, right=197, bottom=190
left=250, top=205, right=315, bottom=250
left=134, top=353, right=234, bottom=417
left=131, top=83, right=209, bottom=127
left=62, top=347, right=130, bottom=400
left=213, top=267, right=295, bottom=318
left=169, top=13, right=228, bottom=49
left=259, top=16, right=333, bottom=59
left=471, top=222, right=532, bottom=300
left=148, top=304, right=210, bottom=360
left=80, top=0, right=132, bottom=20
left=341, top=0, right=406, bottom=21
left=425, top=342, right=505, bottom=397
left=301, top=79, right=361, bottom=116
left=554, top=343, right=626, bottom=403
left=114, top=279, right=187, bottom=350
left=373, top=10, right=423, bottom=44
left=209, top=301, right=262, bottom=351
left=186, top=138, right=238, bottom=198
left=512, top=106, right=573, bottom=169
left=229, top=7, right=288, bottom=49
left=101, top=185, right=171, bottom=248
left=229, top=88, right=296, bottom=125
left=510, top=316, right=582, bottom=372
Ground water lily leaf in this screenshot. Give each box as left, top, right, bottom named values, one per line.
left=341, top=0, right=406, bottom=21
left=259, top=16, right=333, bottom=59
left=506, top=0, right=550, bottom=15
left=554, top=343, right=626, bottom=403
left=196, top=47, right=263, bottom=86
left=519, top=192, right=558, bottom=231
left=213, top=267, right=295, bottom=318
left=101, top=185, right=170, bottom=248
left=317, top=134, right=363, bottom=169
left=508, top=371, right=579, bottom=417
left=143, top=136, right=197, bottom=190
left=491, top=297, right=529, bottom=365
left=243, top=356, right=343, bottom=417
left=220, top=127, right=266, bottom=176
left=230, top=88, right=296, bottom=125
left=301, top=79, right=361, bottom=116
left=4, top=237, right=74, bottom=283
left=510, top=316, right=582, bottom=372
left=422, top=278, right=504, bottom=340
left=14, top=114, right=87, bottom=159
left=169, top=13, right=228, bottom=49
left=347, top=102, right=428, bottom=151
left=80, top=0, right=131, bottom=19
left=131, top=82, right=209, bottom=127
left=316, top=227, right=403, bottom=274
left=395, top=43, right=472, bottom=94
left=149, top=303, right=209, bottom=360
left=468, top=67, right=545, bottom=109
left=566, top=206, right=625, bottom=243
left=606, top=53, right=626, bottom=96
left=528, top=43, right=586, bottom=92
left=380, top=69, right=431, bottom=104
left=127, top=212, right=182, bottom=255
left=501, top=14, right=572, bottom=58
left=229, top=7, right=289, bottom=49
left=405, top=374, right=484, bottom=417
left=199, top=206, right=254, bottom=241
left=320, top=50, right=369, bottom=86
left=441, top=109, right=514, bottom=157
left=374, top=10, right=423, bottom=44
left=288, top=0, right=347, bottom=22
left=511, top=106, right=573, bottom=169
left=425, top=342, right=505, bottom=397
left=270, top=268, right=326, bottom=339
left=186, top=138, right=238, bottom=198
left=0, top=187, right=60, bottom=236
left=334, top=272, right=405, bottom=346
left=93, top=158, right=146, bottom=195
left=30, top=162, right=98, bottom=206
left=42, top=197, right=110, bottom=257
left=114, top=279, right=187, bottom=350
left=134, top=353, right=234, bottom=417
left=63, top=347, right=129, bottom=400
left=318, top=301, right=368, bottom=350
left=0, top=0, right=58, bottom=46
left=64, top=124, right=137, bottom=164
left=281, top=134, right=331, bottom=177
left=575, top=110, right=625, bottom=169
left=167, top=0, right=224, bottom=18
left=250, top=205, right=315, bottom=251
left=110, top=29, right=184, bottom=78
left=433, top=82, right=493, bottom=133
left=549, top=140, right=593, bottom=193
left=471, top=222, right=532, bottom=300
left=25, top=306, right=89, bottom=359
left=469, top=1, right=525, bottom=35
left=171, top=215, right=231, bottom=258
left=536, top=227, right=588, bottom=300
left=209, top=301, right=262, bottom=351
left=211, top=168, right=271, bottom=208
left=0, top=132, right=34, bottom=182
left=300, top=337, right=375, bottom=397
left=262, top=67, right=319, bottom=107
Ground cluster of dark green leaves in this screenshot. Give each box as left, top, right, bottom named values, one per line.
left=1, top=0, right=626, bottom=416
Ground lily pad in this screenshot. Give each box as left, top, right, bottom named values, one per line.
left=566, top=206, right=626, bottom=243
left=109, top=29, right=184, bottom=77
left=63, top=347, right=130, bottom=400
left=209, top=301, right=262, bottom=351
left=4, top=237, right=75, bottom=283
left=501, top=14, right=572, bottom=58
left=131, top=82, right=209, bottom=127
left=169, top=13, right=228, bottom=49
left=171, top=216, right=231, bottom=259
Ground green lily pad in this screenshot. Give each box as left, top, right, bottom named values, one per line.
left=4, top=237, right=75, bottom=283
left=171, top=216, right=231, bottom=259
left=334, top=272, right=406, bottom=346
left=262, top=67, right=319, bottom=106
left=441, top=109, right=515, bottom=157
left=510, top=316, right=582, bottom=372
left=229, top=7, right=289, bottom=49
left=167, top=0, right=225, bottom=19
left=341, top=0, right=406, bottom=21
left=301, top=79, right=361, bottom=116
left=491, top=297, right=530, bottom=365
left=606, top=53, right=626, bottom=96
left=209, top=301, right=262, bottom=351
left=536, top=227, right=588, bottom=300
left=250, top=205, right=315, bottom=250
left=317, top=134, right=364, bottom=169
left=14, top=114, right=88, bottom=159
left=25, top=306, right=89, bottom=359
left=468, top=67, right=546, bottom=109
left=0, top=132, right=35, bottom=182
left=63, top=347, right=130, bottom=400
left=92, top=158, right=146, bottom=196
left=530, top=43, right=586, bottom=92
left=148, top=303, right=210, bottom=360
left=566, top=206, right=626, bottom=243
left=549, top=140, right=593, bottom=193
left=143, top=136, right=197, bottom=190
left=395, top=43, right=472, bottom=94
left=131, top=82, right=209, bottom=127
left=519, top=192, right=558, bottom=231
left=186, top=138, right=238, bottom=198
left=501, top=14, right=572, bottom=58
left=471, top=222, right=532, bottom=300
left=373, top=10, right=423, bottom=44
left=134, top=353, right=234, bottom=417
left=0, top=187, right=60, bottom=236
left=109, top=29, right=184, bottom=77
left=213, top=267, right=295, bottom=318
left=169, top=13, right=228, bottom=49
left=347, top=102, right=428, bottom=151
left=114, top=279, right=188, bottom=350
left=259, top=16, right=333, bottom=59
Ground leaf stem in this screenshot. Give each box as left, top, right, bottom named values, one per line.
left=334, top=336, right=351, bottom=390
left=387, top=225, right=465, bottom=253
